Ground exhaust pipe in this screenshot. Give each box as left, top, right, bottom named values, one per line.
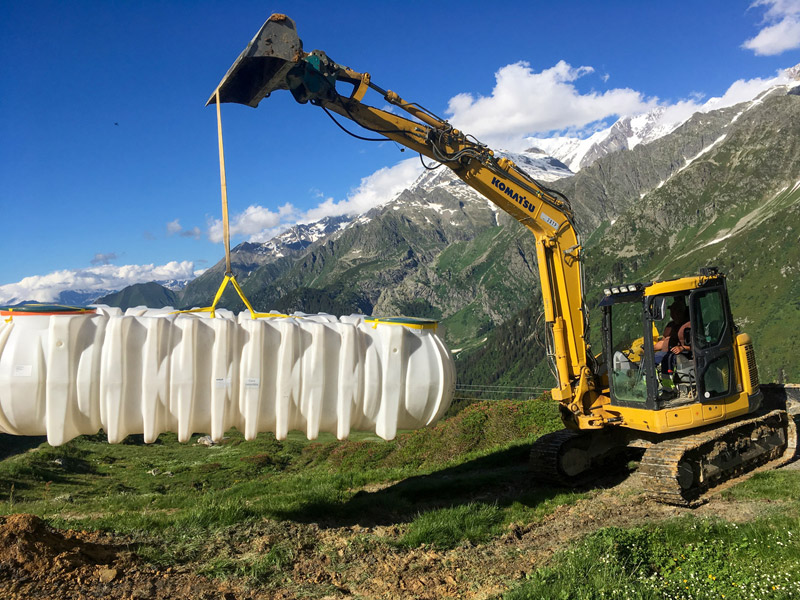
left=207, top=14, right=304, bottom=107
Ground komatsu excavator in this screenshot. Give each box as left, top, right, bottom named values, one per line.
left=210, top=14, right=795, bottom=504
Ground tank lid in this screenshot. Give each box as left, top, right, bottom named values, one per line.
left=365, top=316, right=438, bottom=330
left=0, top=303, right=97, bottom=316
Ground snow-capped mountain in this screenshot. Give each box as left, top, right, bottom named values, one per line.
left=337, top=147, right=574, bottom=233
left=255, top=215, right=352, bottom=258
left=55, top=289, right=118, bottom=307
left=405, top=147, right=573, bottom=194
left=248, top=148, right=573, bottom=256
left=12, top=64, right=799, bottom=309
left=226, top=215, right=352, bottom=272
left=158, top=278, right=191, bottom=292
left=528, top=63, right=800, bottom=173
left=527, top=106, right=679, bottom=172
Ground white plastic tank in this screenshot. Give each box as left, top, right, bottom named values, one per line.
left=0, top=304, right=455, bottom=446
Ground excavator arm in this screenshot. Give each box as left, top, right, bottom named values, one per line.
left=210, top=14, right=606, bottom=428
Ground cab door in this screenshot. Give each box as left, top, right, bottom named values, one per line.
left=689, top=286, right=735, bottom=401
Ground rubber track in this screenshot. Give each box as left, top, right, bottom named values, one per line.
left=637, top=408, right=789, bottom=506
left=529, top=429, right=585, bottom=486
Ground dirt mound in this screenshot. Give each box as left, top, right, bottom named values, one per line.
left=0, top=513, right=118, bottom=576
left=0, top=514, right=259, bottom=600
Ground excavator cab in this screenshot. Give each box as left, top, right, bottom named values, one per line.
left=599, top=268, right=752, bottom=425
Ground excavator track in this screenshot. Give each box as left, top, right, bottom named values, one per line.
left=637, top=408, right=791, bottom=506
left=530, top=428, right=633, bottom=487
left=529, top=430, right=586, bottom=486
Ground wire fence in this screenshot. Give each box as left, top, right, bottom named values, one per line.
left=453, top=383, right=550, bottom=401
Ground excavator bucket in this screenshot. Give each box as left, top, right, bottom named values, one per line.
left=207, top=14, right=303, bottom=107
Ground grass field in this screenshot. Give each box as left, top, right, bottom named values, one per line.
left=1, top=397, right=799, bottom=599
left=0, top=399, right=574, bottom=573
left=506, top=471, right=800, bottom=600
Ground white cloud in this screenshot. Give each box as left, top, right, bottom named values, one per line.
left=0, top=261, right=198, bottom=304
left=702, top=70, right=791, bottom=108
left=657, top=68, right=794, bottom=126
left=301, top=158, right=423, bottom=222
left=194, top=57, right=793, bottom=250
left=744, top=0, right=800, bottom=55
left=207, top=204, right=292, bottom=244
left=445, top=60, right=657, bottom=149
left=481, top=59, right=796, bottom=154
left=166, top=219, right=182, bottom=235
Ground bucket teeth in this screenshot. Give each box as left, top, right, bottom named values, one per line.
left=208, top=13, right=304, bottom=107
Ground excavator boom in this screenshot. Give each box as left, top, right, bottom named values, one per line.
left=210, top=14, right=601, bottom=428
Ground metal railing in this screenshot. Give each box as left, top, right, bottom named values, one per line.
left=453, top=383, right=550, bottom=401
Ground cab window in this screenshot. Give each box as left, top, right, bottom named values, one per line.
left=693, top=289, right=726, bottom=349
left=608, top=300, right=648, bottom=403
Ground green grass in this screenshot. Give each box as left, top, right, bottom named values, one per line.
left=507, top=515, right=800, bottom=600
left=435, top=228, right=503, bottom=274
left=400, top=502, right=503, bottom=549
left=721, top=470, right=800, bottom=502
left=505, top=470, right=800, bottom=600
left=199, top=542, right=294, bottom=585
left=0, top=397, right=572, bottom=577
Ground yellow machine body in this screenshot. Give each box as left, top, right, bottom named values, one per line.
left=209, top=16, right=789, bottom=502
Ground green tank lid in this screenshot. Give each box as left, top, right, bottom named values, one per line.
left=365, top=316, right=438, bottom=330
left=0, top=303, right=96, bottom=316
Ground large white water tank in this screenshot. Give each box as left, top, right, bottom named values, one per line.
left=0, top=305, right=455, bottom=446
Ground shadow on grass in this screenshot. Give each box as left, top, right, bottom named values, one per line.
left=274, top=443, right=631, bottom=528
left=0, top=435, right=101, bottom=500
left=0, top=434, right=47, bottom=461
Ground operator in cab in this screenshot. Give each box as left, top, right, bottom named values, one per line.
left=654, top=298, right=691, bottom=365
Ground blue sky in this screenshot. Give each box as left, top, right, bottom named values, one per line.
left=2, top=0, right=799, bottom=302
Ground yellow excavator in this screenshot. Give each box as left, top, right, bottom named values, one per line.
left=209, top=14, right=795, bottom=504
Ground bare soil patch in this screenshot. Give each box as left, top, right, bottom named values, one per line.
left=0, top=514, right=256, bottom=600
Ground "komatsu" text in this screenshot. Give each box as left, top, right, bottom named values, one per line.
left=491, top=177, right=535, bottom=213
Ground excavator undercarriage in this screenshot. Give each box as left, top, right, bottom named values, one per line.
left=531, top=384, right=798, bottom=505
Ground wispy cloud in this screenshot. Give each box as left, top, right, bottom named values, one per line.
left=180, top=227, right=203, bottom=239
left=0, top=261, right=199, bottom=304
left=744, top=0, right=800, bottom=55
left=166, top=219, right=182, bottom=235
left=167, top=219, right=203, bottom=239
left=90, top=252, right=117, bottom=266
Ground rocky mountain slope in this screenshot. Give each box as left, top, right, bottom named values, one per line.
left=102, top=80, right=800, bottom=385
left=582, top=91, right=800, bottom=383
left=179, top=215, right=350, bottom=309
left=466, top=85, right=800, bottom=387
